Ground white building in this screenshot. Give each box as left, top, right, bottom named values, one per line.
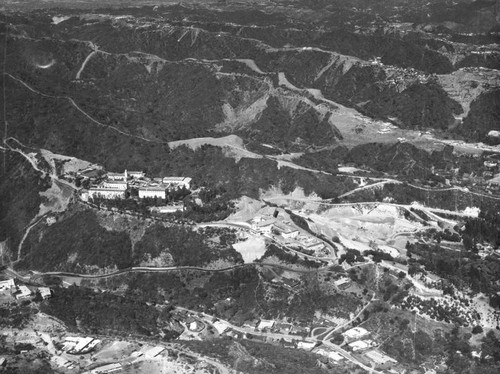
left=257, top=319, right=275, bottom=330
left=106, top=171, right=127, bottom=181
left=128, top=171, right=145, bottom=179
left=138, top=187, right=166, bottom=199
left=15, top=285, right=31, bottom=299
left=252, top=219, right=275, bottom=233
left=149, top=204, right=184, bottom=214
left=212, top=320, right=230, bottom=334
left=342, top=327, right=369, bottom=342
left=364, top=350, right=397, bottom=368
left=102, top=180, right=127, bottom=190
left=297, top=341, right=316, bottom=350
left=38, top=287, right=51, bottom=299
left=0, top=279, right=15, bottom=291
left=144, top=346, right=165, bottom=358
left=90, top=363, right=122, bottom=374
left=162, top=177, right=192, bottom=190
left=88, top=187, right=126, bottom=200
left=348, top=340, right=376, bottom=352
left=334, top=278, right=351, bottom=288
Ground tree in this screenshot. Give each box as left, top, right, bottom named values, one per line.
left=472, top=325, right=483, bottom=335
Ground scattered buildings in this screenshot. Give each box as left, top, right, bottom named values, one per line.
left=50, top=356, right=74, bottom=369
left=63, top=337, right=100, bottom=354
left=0, top=279, right=15, bottom=291
left=86, top=169, right=192, bottom=201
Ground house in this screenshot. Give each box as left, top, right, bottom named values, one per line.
left=297, top=341, right=316, bottom=350
left=257, top=319, right=275, bottom=331
left=162, top=177, right=192, bottom=190
left=38, top=287, right=51, bottom=299
left=15, top=285, right=31, bottom=300
left=88, top=187, right=126, bottom=200
left=342, top=327, right=369, bottom=342
left=364, top=350, right=397, bottom=369
left=138, top=187, right=166, bottom=199
left=212, top=320, right=230, bottom=335
left=0, top=279, right=15, bottom=291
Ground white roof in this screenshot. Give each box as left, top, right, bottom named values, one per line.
left=91, top=363, right=122, bottom=373
left=348, top=340, right=372, bottom=351
left=144, top=346, right=165, bottom=358
left=364, top=350, right=397, bottom=364
left=342, top=327, right=369, bottom=339
left=17, top=285, right=31, bottom=296
left=297, top=341, right=316, bottom=350
left=257, top=319, right=275, bottom=330
left=213, top=321, right=230, bottom=334
left=38, top=287, right=51, bottom=296
left=0, top=279, right=15, bottom=288
left=139, top=186, right=166, bottom=191
left=73, top=337, right=94, bottom=352
left=163, top=177, right=191, bottom=183
left=334, top=278, right=350, bottom=286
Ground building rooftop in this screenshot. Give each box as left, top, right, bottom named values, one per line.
left=364, top=350, right=397, bottom=364
left=342, top=327, right=369, bottom=339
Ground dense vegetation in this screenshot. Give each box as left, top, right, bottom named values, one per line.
left=18, top=209, right=133, bottom=272
left=133, top=224, right=243, bottom=266
left=185, top=338, right=350, bottom=374
left=41, top=286, right=179, bottom=338
left=0, top=153, right=50, bottom=258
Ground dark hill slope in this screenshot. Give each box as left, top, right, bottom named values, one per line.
left=0, top=153, right=50, bottom=256
left=18, top=209, right=133, bottom=272
left=457, top=89, right=500, bottom=141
